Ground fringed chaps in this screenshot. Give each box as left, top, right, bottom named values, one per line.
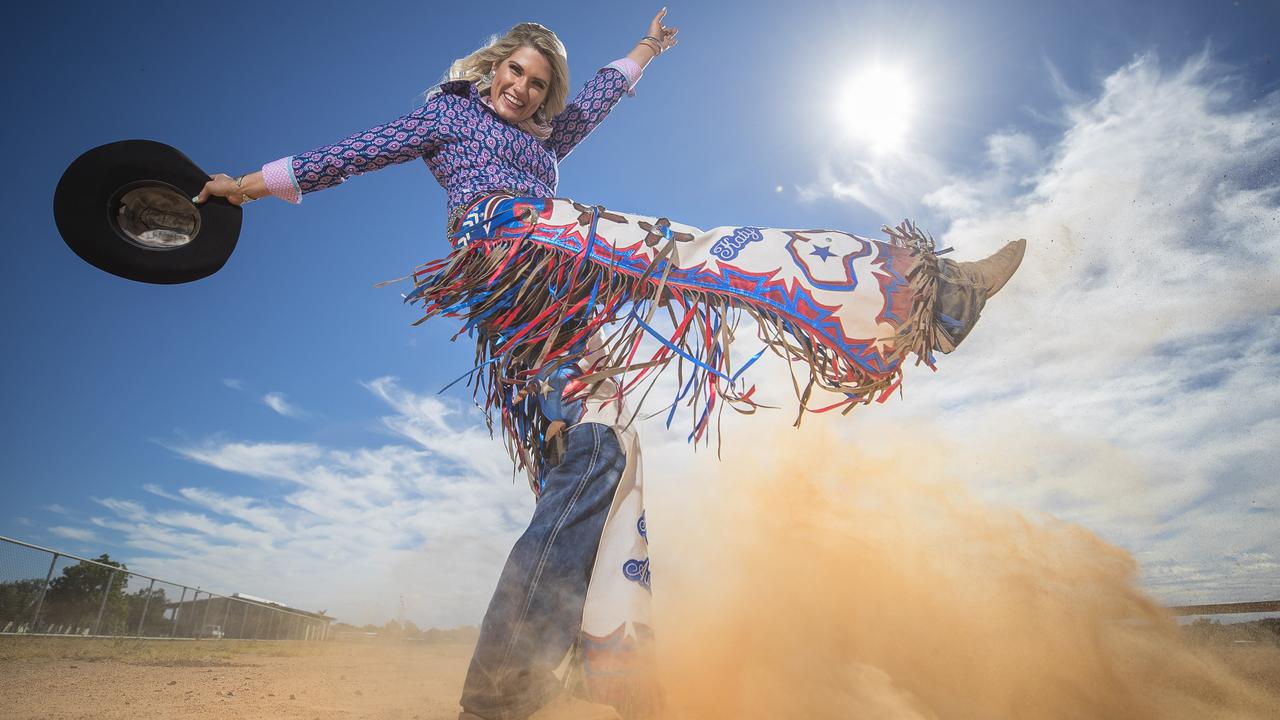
left=397, top=193, right=942, bottom=486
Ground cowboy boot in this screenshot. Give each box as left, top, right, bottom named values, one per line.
left=934, top=238, right=1027, bottom=353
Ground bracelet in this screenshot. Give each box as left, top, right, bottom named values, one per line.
left=233, top=174, right=257, bottom=204
left=640, top=37, right=663, bottom=55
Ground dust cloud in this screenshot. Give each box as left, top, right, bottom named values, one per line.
left=645, top=421, right=1280, bottom=719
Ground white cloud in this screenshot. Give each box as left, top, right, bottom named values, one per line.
left=90, top=379, right=529, bottom=627
left=797, top=147, right=948, bottom=222
left=176, top=487, right=289, bottom=536
left=93, top=498, right=149, bottom=523
left=222, top=378, right=243, bottom=391
left=142, top=483, right=185, bottom=502
left=804, top=50, right=1280, bottom=604
left=49, top=526, right=97, bottom=543
left=44, top=503, right=68, bottom=514
left=262, top=392, right=305, bottom=418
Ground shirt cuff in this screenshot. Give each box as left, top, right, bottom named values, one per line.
left=262, top=156, right=302, bottom=204
left=605, top=58, right=643, bottom=96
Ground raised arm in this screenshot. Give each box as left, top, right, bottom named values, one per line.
left=546, top=8, right=679, bottom=161
left=546, top=65, right=636, bottom=161
left=195, top=94, right=449, bottom=206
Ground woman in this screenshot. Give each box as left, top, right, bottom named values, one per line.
left=195, top=10, right=1023, bottom=720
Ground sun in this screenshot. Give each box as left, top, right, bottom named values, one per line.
left=835, top=65, right=917, bottom=153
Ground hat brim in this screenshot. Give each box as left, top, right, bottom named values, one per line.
left=53, top=140, right=242, bottom=284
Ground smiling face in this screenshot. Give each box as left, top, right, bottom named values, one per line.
left=489, top=45, right=553, bottom=124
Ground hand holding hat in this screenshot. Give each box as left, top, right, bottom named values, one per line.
left=193, top=172, right=263, bottom=207
left=54, top=139, right=243, bottom=284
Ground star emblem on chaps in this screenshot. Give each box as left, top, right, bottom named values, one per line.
left=810, top=244, right=836, bottom=262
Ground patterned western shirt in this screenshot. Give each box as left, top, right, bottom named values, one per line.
left=261, top=60, right=641, bottom=221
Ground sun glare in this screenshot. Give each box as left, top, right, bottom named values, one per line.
left=835, top=65, right=916, bottom=153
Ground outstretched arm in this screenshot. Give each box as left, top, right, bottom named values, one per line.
left=195, top=95, right=449, bottom=206
left=547, top=8, right=679, bottom=161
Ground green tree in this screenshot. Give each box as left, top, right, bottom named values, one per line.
left=0, top=579, right=46, bottom=630
left=42, top=555, right=129, bottom=634
left=125, top=585, right=170, bottom=636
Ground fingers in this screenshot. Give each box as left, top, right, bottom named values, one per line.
left=193, top=174, right=240, bottom=205
left=648, top=7, right=678, bottom=52
left=649, top=6, right=667, bottom=34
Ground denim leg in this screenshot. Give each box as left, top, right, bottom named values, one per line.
left=461, top=423, right=626, bottom=720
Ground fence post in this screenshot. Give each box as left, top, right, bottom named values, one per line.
left=200, top=591, right=213, bottom=638
left=170, top=586, right=187, bottom=638
left=220, top=597, right=232, bottom=639
left=191, top=588, right=201, bottom=638
left=136, top=578, right=156, bottom=637
left=92, top=568, right=118, bottom=636
left=29, top=552, right=59, bottom=633
left=186, top=591, right=199, bottom=638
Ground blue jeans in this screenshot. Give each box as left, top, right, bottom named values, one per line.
left=460, top=422, right=626, bottom=720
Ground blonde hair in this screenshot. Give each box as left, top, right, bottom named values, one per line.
left=439, top=23, right=570, bottom=123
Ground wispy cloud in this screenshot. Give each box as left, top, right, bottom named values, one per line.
left=222, top=378, right=243, bottom=391
left=49, top=526, right=97, bottom=543
left=93, top=498, right=148, bottom=523
left=142, top=484, right=185, bottom=502
left=44, top=504, right=68, bottom=514
left=90, top=379, right=528, bottom=626
left=262, top=392, right=305, bottom=418
left=803, top=50, right=1280, bottom=604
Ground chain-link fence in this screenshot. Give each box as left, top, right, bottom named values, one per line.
left=0, top=535, right=332, bottom=640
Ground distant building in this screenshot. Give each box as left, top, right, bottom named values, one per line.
left=165, top=592, right=334, bottom=641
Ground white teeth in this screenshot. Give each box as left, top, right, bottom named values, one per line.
left=503, top=92, right=524, bottom=108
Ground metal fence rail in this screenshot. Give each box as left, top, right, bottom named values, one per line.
left=0, top=535, right=331, bottom=640
left=1168, top=601, right=1280, bottom=616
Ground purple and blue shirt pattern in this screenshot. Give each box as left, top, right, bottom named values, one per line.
left=262, top=61, right=640, bottom=219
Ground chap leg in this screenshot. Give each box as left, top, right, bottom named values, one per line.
left=460, top=424, right=626, bottom=720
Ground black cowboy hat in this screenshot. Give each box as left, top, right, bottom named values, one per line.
left=53, top=140, right=242, bottom=284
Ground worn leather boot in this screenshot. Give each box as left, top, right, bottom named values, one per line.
left=934, top=238, right=1026, bottom=353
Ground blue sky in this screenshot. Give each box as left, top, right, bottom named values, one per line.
left=2, top=0, right=1278, bottom=627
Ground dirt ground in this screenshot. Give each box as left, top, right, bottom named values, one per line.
left=0, top=637, right=472, bottom=720
left=2, top=636, right=1279, bottom=719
